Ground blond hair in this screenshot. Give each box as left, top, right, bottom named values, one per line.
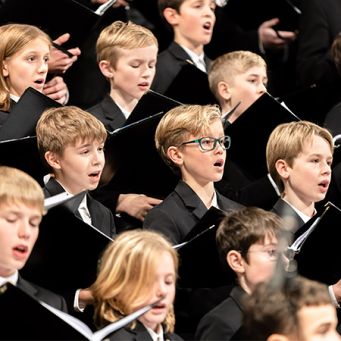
left=36, top=106, right=107, bottom=171
left=266, top=121, right=334, bottom=193
left=92, top=230, right=178, bottom=332
left=208, top=51, right=267, bottom=100
left=0, top=166, right=45, bottom=215
left=0, top=24, right=51, bottom=111
left=96, top=20, right=158, bottom=67
left=155, top=104, right=222, bottom=172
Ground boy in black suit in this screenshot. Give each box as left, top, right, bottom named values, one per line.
left=0, top=166, right=67, bottom=312
left=195, top=207, right=283, bottom=340
left=87, top=20, right=161, bottom=225
left=36, top=105, right=115, bottom=237
left=143, top=104, right=242, bottom=244
left=36, top=105, right=115, bottom=311
left=151, top=0, right=216, bottom=98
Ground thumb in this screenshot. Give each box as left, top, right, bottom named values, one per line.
left=261, top=18, right=280, bottom=29
left=53, top=33, right=70, bottom=45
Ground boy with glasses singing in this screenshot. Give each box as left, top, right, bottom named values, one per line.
left=195, top=206, right=283, bottom=340
left=143, top=104, right=242, bottom=245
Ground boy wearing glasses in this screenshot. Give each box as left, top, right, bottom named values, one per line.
left=143, top=104, right=242, bottom=245
left=195, top=207, right=283, bottom=340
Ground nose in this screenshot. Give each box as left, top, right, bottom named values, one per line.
left=92, top=149, right=103, bottom=165
left=258, top=82, right=267, bottom=94
left=18, top=220, right=31, bottom=239
left=203, top=2, right=215, bottom=17
left=322, top=160, right=332, bottom=175
left=156, top=281, right=167, bottom=299
left=38, top=60, right=48, bottom=74
left=142, top=65, right=154, bottom=79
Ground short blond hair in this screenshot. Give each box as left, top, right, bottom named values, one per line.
left=155, top=104, right=222, bottom=172
left=0, top=166, right=45, bottom=215
left=96, top=20, right=158, bottom=67
left=266, top=121, right=334, bottom=193
left=208, top=51, right=267, bottom=101
left=92, top=230, right=178, bottom=332
left=0, top=24, right=51, bottom=111
left=36, top=105, right=107, bottom=155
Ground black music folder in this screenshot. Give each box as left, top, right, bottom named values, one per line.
left=0, top=281, right=159, bottom=341
left=0, top=135, right=46, bottom=186
left=125, top=90, right=182, bottom=125
left=164, top=62, right=217, bottom=105
left=104, top=112, right=178, bottom=199
left=21, top=192, right=112, bottom=294
left=290, top=201, right=341, bottom=285
left=175, top=207, right=234, bottom=288
left=0, top=87, right=61, bottom=141
left=225, top=92, right=300, bottom=180
left=0, top=0, right=116, bottom=48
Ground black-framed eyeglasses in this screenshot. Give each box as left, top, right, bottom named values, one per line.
left=179, top=136, right=231, bottom=152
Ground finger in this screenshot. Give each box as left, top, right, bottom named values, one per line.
left=53, top=33, right=70, bottom=45
left=262, top=18, right=280, bottom=28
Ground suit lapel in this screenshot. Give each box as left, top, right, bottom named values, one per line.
left=175, top=180, right=208, bottom=220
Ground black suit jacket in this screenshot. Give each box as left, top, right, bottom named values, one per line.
left=151, top=41, right=211, bottom=95
left=143, top=180, right=243, bottom=244
left=87, top=94, right=126, bottom=132
left=17, top=275, right=68, bottom=313
left=107, top=320, right=183, bottom=341
left=272, top=198, right=304, bottom=232
left=195, top=286, right=245, bottom=341
left=43, top=177, right=115, bottom=237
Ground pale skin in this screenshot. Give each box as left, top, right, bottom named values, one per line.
left=227, top=236, right=279, bottom=294
left=267, top=304, right=341, bottom=341
left=137, top=251, right=176, bottom=332
left=217, top=65, right=268, bottom=122
left=0, top=202, right=42, bottom=278
left=163, top=0, right=216, bottom=55
left=167, top=120, right=226, bottom=208
left=276, top=136, right=332, bottom=218
left=258, top=18, right=297, bottom=50
left=99, top=45, right=161, bottom=220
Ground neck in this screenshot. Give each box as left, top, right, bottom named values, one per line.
left=283, top=193, right=316, bottom=218
left=184, top=179, right=215, bottom=208
left=110, top=89, right=139, bottom=114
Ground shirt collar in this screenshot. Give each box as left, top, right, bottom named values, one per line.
left=0, top=271, right=19, bottom=287
left=145, top=324, right=164, bottom=341
left=180, top=45, right=206, bottom=72
left=10, top=94, right=20, bottom=103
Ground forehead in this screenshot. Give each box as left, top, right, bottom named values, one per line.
left=300, top=135, right=332, bottom=154
left=298, top=304, right=337, bottom=334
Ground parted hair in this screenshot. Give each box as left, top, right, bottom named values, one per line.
left=216, top=207, right=282, bottom=264
left=0, top=166, right=45, bottom=215
left=266, top=120, right=334, bottom=193
left=208, top=50, right=267, bottom=101
left=36, top=105, right=107, bottom=157
left=0, top=23, right=51, bottom=111
left=96, top=20, right=158, bottom=67
left=155, top=104, right=222, bottom=172
left=92, top=229, right=179, bottom=332
left=243, top=276, right=333, bottom=340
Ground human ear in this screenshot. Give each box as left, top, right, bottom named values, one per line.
left=217, top=81, right=232, bottom=101
left=44, top=151, right=61, bottom=170
left=163, top=8, right=179, bottom=26
left=226, top=250, right=245, bottom=274
left=2, top=61, right=8, bottom=77
left=98, top=60, right=114, bottom=78
left=167, top=146, right=183, bottom=167
left=275, top=159, right=290, bottom=180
